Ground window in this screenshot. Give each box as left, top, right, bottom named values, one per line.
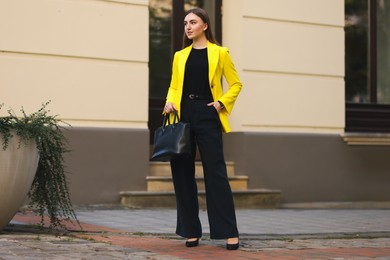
left=345, top=0, right=390, bottom=132
left=377, top=0, right=390, bottom=104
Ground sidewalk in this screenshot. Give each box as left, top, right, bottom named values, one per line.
left=1, top=206, right=390, bottom=259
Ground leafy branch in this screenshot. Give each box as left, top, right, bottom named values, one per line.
left=0, top=101, right=79, bottom=230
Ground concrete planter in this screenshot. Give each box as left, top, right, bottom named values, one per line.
left=0, top=135, right=39, bottom=230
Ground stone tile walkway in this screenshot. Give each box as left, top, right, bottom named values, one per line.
left=1, top=207, right=390, bottom=259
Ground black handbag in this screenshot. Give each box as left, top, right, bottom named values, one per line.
left=151, top=110, right=191, bottom=162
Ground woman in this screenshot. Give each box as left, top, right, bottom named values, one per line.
left=164, top=7, right=242, bottom=250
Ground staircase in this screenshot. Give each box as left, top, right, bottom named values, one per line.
left=120, top=161, right=281, bottom=209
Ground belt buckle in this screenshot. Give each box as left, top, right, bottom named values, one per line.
left=189, top=94, right=195, bottom=99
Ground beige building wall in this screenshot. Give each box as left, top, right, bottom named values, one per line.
left=0, top=0, right=150, bottom=204
left=222, top=1, right=390, bottom=204
left=0, top=0, right=149, bottom=129
left=223, top=0, right=345, bottom=134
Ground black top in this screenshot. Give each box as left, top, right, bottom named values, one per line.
left=183, top=48, right=212, bottom=98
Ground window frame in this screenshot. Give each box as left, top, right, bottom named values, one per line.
left=345, top=0, right=390, bottom=133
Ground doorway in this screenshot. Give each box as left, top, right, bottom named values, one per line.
left=148, top=0, right=222, bottom=144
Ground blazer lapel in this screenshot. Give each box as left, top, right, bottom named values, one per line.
left=207, top=42, right=219, bottom=86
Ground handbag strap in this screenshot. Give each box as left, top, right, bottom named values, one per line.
left=162, top=109, right=180, bottom=129
left=172, top=109, right=180, bottom=124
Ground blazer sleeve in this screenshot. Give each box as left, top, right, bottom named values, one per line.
left=218, top=48, right=242, bottom=114
left=166, top=52, right=179, bottom=104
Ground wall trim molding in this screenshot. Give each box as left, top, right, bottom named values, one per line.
left=341, top=133, right=390, bottom=146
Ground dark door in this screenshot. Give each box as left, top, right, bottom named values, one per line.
left=148, top=0, right=222, bottom=144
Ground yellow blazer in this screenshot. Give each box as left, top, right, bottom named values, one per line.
left=165, top=41, right=242, bottom=133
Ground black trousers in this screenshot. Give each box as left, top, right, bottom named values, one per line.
left=170, top=98, right=239, bottom=239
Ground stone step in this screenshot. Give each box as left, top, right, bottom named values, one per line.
left=146, top=175, right=248, bottom=192
left=120, top=189, right=281, bottom=209
left=149, top=161, right=236, bottom=177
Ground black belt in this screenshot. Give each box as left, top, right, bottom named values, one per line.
left=187, top=94, right=212, bottom=100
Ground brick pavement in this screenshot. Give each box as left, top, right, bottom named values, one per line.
left=1, top=208, right=390, bottom=259
left=74, top=208, right=390, bottom=236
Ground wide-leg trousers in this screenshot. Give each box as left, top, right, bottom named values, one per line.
left=170, top=98, right=239, bottom=239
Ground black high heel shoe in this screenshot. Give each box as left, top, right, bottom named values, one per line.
left=185, top=238, right=199, bottom=247
left=226, top=238, right=239, bottom=250
left=226, top=242, right=239, bottom=250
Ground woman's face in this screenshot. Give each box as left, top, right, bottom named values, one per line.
left=184, top=12, right=208, bottom=41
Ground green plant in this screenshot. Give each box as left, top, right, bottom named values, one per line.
left=0, top=101, right=79, bottom=229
